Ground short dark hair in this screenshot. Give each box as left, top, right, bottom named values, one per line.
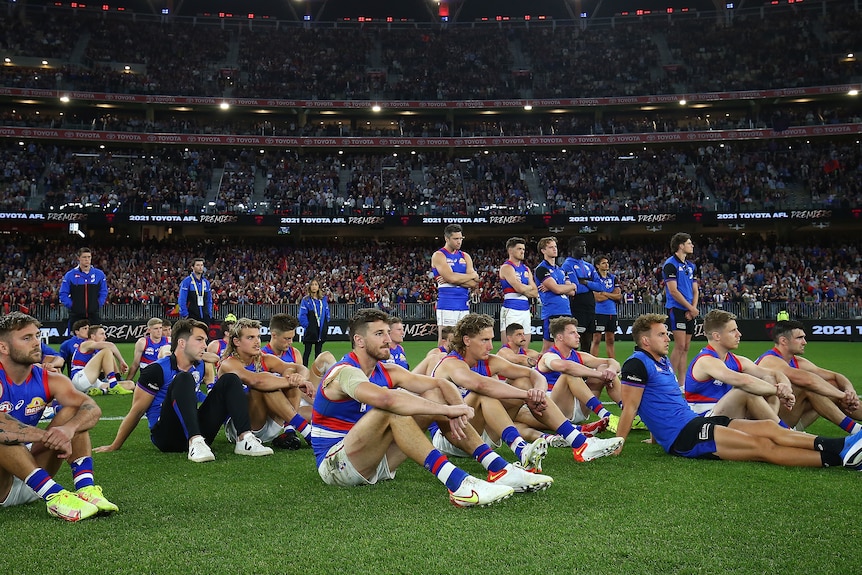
left=505, top=323, right=525, bottom=336
left=171, top=318, right=209, bottom=353
left=87, top=324, right=105, bottom=338
left=670, top=232, right=691, bottom=253
left=444, top=223, right=463, bottom=238
left=595, top=254, right=609, bottom=266
left=77, top=247, right=92, bottom=256
left=71, top=319, right=90, bottom=333
left=772, top=320, right=805, bottom=344
left=191, top=257, right=205, bottom=267
left=269, top=313, right=299, bottom=333
left=349, top=308, right=390, bottom=349
left=506, top=237, right=526, bottom=250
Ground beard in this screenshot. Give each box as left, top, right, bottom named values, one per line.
left=367, top=345, right=392, bottom=362
left=11, top=345, right=41, bottom=366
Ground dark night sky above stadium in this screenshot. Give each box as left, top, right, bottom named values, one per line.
left=34, top=0, right=729, bottom=21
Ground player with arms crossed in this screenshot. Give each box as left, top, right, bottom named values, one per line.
left=431, top=224, right=479, bottom=346
left=311, top=309, right=520, bottom=508
left=534, top=237, right=578, bottom=353
left=499, top=237, right=538, bottom=346
left=591, top=255, right=621, bottom=359
left=613, top=313, right=862, bottom=470
left=0, top=312, right=118, bottom=521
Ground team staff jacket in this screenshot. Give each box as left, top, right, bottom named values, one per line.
left=620, top=348, right=698, bottom=452
left=178, top=274, right=213, bottom=319
left=0, top=363, right=51, bottom=427
left=137, top=355, right=206, bottom=430
left=684, top=345, right=742, bottom=405
left=311, top=352, right=394, bottom=466
left=59, top=266, right=107, bottom=316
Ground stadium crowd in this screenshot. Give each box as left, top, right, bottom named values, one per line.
left=1, top=3, right=861, bottom=98
left=5, top=139, right=859, bottom=215
left=1, top=234, right=860, bottom=318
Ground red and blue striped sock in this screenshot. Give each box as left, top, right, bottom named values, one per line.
left=556, top=420, right=586, bottom=449
left=288, top=414, right=312, bottom=439
left=472, top=444, right=507, bottom=473
left=501, top=425, right=527, bottom=460
left=70, top=456, right=95, bottom=490
left=106, top=372, right=118, bottom=388
left=424, top=449, right=468, bottom=492
left=586, top=396, right=611, bottom=419
left=839, top=416, right=862, bottom=434
left=25, top=468, right=64, bottom=500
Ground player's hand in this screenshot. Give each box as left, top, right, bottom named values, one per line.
left=120, top=361, right=130, bottom=374
left=613, top=438, right=625, bottom=455
left=41, top=362, right=60, bottom=373
left=42, top=426, right=73, bottom=459
left=526, top=388, right=547, bottom=415
left=94, top=444, right=119, bottom=453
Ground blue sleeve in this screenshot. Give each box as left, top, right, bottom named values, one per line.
left=41, top=343, right=60, bottom=357
left=560, top=258, right=575, bottom=274
left=298, top=298, right=309, bottom=328
left=206, top=279, right=213, bottom=316
left=178, top=277, right=189, bottom=317
left=323, top=297, right=330, bottom=321
left=98, top=269, right=108, bottom=306
left=59, top=271, right=72, bottom=308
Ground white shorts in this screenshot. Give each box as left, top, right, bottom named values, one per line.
left=317, top=441, right=396, bottom=487
left=1, top=476, right=39, bottom=508
left=500, top=307, right=532, bottom=335
left=432, top=428, right=500, bottom=458
left=567, top=399, right=590, bottom=424
left=436, top=309, right=469, bottom=327
left=688, top=402, right=715, bottom=416
left=72, top=371, right=104, bottom=393
left=224, top=417, right=283, bottom=444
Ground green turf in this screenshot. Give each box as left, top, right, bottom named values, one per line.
left=7, top=340, right=859, bottom=574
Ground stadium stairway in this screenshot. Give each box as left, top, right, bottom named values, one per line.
left=69, top=32, right=90, bottom=66
left=523, top=169, right=546, bottom=209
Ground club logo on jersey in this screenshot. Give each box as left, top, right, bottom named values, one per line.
left=25, top=397, right=47, bottom=417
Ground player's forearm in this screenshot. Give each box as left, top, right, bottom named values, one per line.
left=63, top=400, right=102, bottom=435
left=0, top=413, right=46, bottom=445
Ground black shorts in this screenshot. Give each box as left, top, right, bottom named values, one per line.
left=594, top=314, right=618, bottom=334
left=670, top=415, right=732, bottom=459
left=666, top=308, right=695, bottom=335
left=570, top=309, right=595, bottom=336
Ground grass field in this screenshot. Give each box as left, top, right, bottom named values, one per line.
left=6, top=339, right=861, bottom=574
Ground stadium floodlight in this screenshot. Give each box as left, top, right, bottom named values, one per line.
left=849, top=89, right=859, bottom=96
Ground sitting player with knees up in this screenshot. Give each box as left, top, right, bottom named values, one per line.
left=0, top=312, right=118, bottom=521
left=70, top=325, right=133, bottom=395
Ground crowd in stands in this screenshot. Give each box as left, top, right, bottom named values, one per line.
left=2, top=4, right=861, bottom=99
left=2, top=139, right=860, bottom=214
left=1, top=234, right=860, bottom=320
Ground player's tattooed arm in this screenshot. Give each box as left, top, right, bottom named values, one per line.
left=0, top=412, right=45, bottom=445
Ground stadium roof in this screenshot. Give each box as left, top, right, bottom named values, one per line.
left=28, top=0, right=729, bottom=22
